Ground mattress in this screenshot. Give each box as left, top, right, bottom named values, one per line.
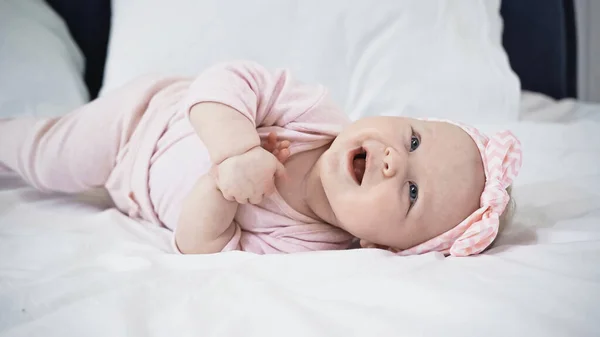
left=1, top=94, right=600, bottom=336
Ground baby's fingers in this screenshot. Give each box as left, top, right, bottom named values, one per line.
left=278, top=140, right=290, bottom=150
left=220, top=191, right=236, bottom=202
left=276, top=148, right=290, bottom=164
left=261, top=132, right=278, bottom=152
left=261, top=140, right=276, bottom=153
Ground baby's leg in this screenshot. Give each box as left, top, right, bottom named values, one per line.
left=0, top=105, right=138, bottom=193
left=0, top=76, right=171, bottom=193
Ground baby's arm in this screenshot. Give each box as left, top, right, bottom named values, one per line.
left=175, top=103, right=252, bottom=253
left=175, top=133, right=290, bottom=254
left=186, top=60, right=312, bottom=163
left=175, top=133, right=289, bottom=254
left=175, top=173, right=237, bottom=254
left=175, top=62, right=278, bottom=253
left=190, top=102, right=259, bottom=165
left=176, top=61, right=331, bottom=254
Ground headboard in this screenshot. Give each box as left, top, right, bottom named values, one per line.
left=45, top=0, right=578, bottom=100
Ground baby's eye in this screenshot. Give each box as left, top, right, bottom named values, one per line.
left=409, top=182, right=419, bottom=204
left=410, top=132, right=420, bottom=152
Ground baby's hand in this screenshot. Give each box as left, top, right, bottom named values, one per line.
left=261, top=132, right=290, bottom=164
left=211, top=146, right=286, bottom=204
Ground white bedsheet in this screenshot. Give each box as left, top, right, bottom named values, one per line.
left=1, top=96, right=600, bottom=336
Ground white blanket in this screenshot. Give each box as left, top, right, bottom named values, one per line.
left=1, top=98, right=600, bottom=336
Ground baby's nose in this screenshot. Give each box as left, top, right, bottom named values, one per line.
left=382, top=147, right=405, bottom=178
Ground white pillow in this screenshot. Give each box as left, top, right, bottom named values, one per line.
left=102, top=0, right=520, bottom=123
left=0, top=0, right=88, bottom=118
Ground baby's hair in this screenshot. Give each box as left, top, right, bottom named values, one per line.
left=486, top=185, right=515, bottom=250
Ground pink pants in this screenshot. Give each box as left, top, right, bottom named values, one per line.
left=0, top=76, right=184, bottom=224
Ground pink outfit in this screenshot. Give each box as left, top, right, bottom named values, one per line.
left=0, top=61, right=353, bottom=254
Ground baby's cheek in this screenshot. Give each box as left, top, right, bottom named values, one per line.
left=334, top=196, right=374, bottom=229
left=335, top=195, right=367, bottom=219
left=362, top=196, right=402, bottom=225
left=371, top=188, right=404, bottom=218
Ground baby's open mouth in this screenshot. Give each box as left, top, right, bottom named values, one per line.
left=352, top=148, right=367, bottom=185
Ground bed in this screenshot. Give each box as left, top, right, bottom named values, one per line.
left=1, top=1, right=599, bottom=336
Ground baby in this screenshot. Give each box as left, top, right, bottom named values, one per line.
left=0, top=61, right=522, bottom=256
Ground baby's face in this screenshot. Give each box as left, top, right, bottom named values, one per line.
left=320, top=117, right=485, bottom=250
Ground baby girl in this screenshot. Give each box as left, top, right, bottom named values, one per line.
left=0, top=61, right=522, bottom=256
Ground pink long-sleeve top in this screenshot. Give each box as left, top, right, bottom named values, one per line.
left=107, top=61, right=354, bottom=253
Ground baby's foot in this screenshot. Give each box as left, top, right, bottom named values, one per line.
left=261, top=132, right=290, bottom=164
